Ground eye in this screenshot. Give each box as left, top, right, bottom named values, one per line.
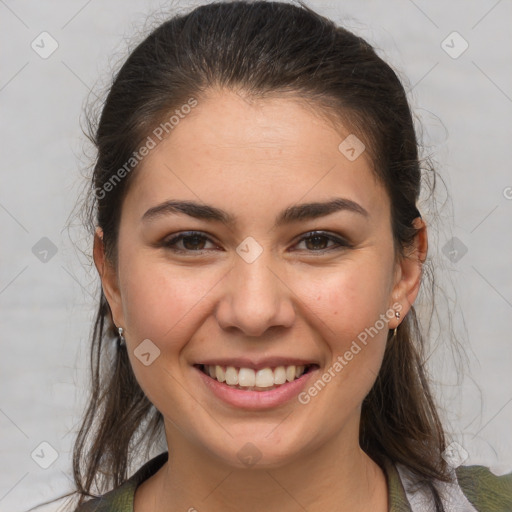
left=161, top=231, right=218, bottom=253
left=293, top=231, right=352, bottom=253
left=161, top=230, right=351, bottom=255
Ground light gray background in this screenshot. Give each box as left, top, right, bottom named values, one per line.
left=1, top=1, right=511, bottom=511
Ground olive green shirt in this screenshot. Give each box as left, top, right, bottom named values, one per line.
left=75, top=451, right=512, bottom=511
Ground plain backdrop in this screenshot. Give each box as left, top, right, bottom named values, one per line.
left=1, top=1, right=511, bottom=511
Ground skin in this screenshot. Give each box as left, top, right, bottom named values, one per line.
left=94, top=88, right=427, bottom=512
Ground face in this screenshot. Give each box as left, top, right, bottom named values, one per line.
left=95, top=88, right=424, bottom=469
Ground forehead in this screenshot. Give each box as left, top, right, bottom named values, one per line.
left=149, top=89, right=368, bottom=165
left=124, top=89, right=388, bottom=223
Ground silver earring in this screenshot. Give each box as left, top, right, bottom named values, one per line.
left=117, top=327, right=126, bottom=348
left=393, top=311, right=401, bottom=338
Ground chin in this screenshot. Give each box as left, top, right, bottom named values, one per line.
left=199, top=425, right=320, bottom=470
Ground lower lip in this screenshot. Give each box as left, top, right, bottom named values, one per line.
left=194, top=366, right=319, bottom=410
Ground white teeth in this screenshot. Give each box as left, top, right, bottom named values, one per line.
left=215, top=365, right=226, bottom=383
left=238, top=368, right=255, bottom=387
left=225, top=366, right=238, bottom=385
left=255, top=368, right=274, bottom=388
left=274, top=366, right=287, bottom=385
left=202, top=364, right=309, bottom=389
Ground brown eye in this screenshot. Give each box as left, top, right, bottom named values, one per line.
left=294, top=231, right=351, bottom=253
left=162, top=232, right=216, bottom=253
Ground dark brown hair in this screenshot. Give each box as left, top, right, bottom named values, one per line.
left=32, top=2, right=455, bottom=510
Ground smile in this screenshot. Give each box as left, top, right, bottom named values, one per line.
left=197, top=364, right=316, bottom=391
left=194, top=361, right=320, bottom=409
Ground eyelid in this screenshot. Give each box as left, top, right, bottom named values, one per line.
left=292, top=231, right=352, bottom=251
left=162, top=231, right=219, bottom=252
left=161, top=230, right=351, bottom=254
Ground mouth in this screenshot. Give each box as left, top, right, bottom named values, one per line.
left=194, top=363, right=319, bottom=392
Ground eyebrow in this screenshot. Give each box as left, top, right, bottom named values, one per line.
left=141, top=197, right=369, bottom=228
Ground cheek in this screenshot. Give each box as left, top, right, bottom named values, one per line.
left=118, top=254, right=222, bottom=345
left=307, top=258, right=394, bottom=340
left=117, top=257, right=225, bottom=407
left=300, top=257, right=393, bottom=397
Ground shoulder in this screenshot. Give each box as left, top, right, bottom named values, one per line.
left=393, top=460, right=512, bottom=512
left=73, top=451, right=169, bottom=512
left=73, top=483, right=135, bottom=512
left=455, top=464, right=512, bottom=511
left=74, top=497, right=104, bottom=511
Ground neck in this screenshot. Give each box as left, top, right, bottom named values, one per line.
left=136, top=419, right=388, bottom=512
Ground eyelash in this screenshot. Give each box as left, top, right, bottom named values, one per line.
left=161, top=230, right=352, bottom=255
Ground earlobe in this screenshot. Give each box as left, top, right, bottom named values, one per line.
left=93, top=227, right=124, bottom=326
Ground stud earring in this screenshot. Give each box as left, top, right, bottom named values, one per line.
left=393, top=311, right=401, bottom=338
left=117, top=326, right=126, bottom=348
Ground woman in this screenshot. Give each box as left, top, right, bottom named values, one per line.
left=37, top=1, right=511, bottom=511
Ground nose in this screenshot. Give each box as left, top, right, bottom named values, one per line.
left=214, top=250, right=296, bottom=337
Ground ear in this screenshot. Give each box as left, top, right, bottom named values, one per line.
left=93, top=227, right=125, bottom=328
left=389, top=217, right=428, bottom=327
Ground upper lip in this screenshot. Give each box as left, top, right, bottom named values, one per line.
left=195, top=357, right=319, bottom=371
